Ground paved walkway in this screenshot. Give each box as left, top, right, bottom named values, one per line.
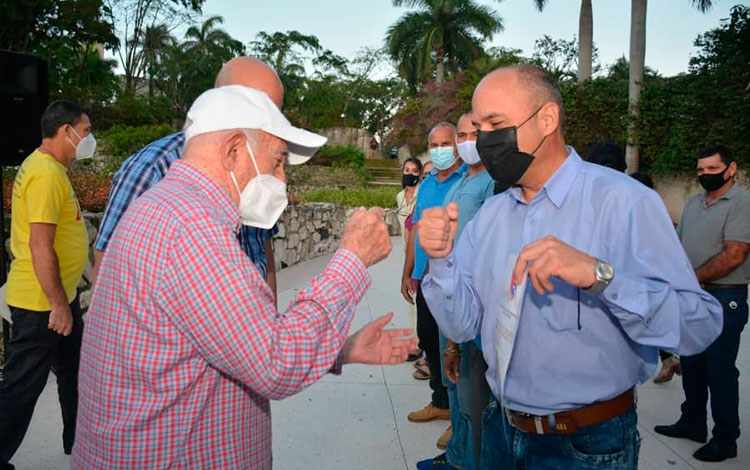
left=8, top=237, right=750, bottom=469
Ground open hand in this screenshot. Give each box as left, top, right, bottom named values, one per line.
left=343, top=312, right=418, bottom=365
left=513, top=236, right=597, bottom=295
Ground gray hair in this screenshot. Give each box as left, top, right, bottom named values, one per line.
left=427, top=122, right=457, bottom=144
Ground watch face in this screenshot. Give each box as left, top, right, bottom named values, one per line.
left=597, top=261, right=614, bottom=280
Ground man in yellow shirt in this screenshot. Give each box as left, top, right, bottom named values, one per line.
left=0, top=100, right=93, bottom=469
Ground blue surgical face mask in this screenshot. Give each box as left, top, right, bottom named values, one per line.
left=429, top=146, right=456, bottom=170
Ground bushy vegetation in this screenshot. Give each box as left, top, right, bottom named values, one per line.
left=98, top=124, right=175, bottom=159
left=296, top=187, right=399, bottom=208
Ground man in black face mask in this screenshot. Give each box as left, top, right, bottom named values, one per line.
left=417, top=64, right=723, bottom=470
left=655, top=145, right=750, bottom=463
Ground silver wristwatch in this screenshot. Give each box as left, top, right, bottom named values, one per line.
left=585, top=260, right=614, bottom=294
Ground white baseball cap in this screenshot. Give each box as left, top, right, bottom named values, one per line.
left=183, top=85, right=327, bottom=165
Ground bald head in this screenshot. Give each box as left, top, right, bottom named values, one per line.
left=215, top=57, right=284, bottom=108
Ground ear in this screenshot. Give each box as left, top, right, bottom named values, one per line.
left=537, top=102, right=561, bottom=137
left=728, top=161, right=738, bottom=177
left=219, top=131, right=246, bottom=172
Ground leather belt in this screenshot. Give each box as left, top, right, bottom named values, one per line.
left=504, top=388, right=635, bottom=435
left=703, top=283, right=748, bottom=291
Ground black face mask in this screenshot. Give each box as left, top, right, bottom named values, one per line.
left=475, top=106, right=547, bottom=189
left=698, top=167, right=729, bottom=192
left=402, top=173, right=419, bottom=188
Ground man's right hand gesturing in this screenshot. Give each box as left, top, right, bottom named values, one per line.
left=418, top=202, right=459, bottom=259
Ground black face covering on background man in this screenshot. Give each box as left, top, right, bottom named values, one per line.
left=698, top=167, right=729, bottom=192
left=475, top=106, right=546, bottom=189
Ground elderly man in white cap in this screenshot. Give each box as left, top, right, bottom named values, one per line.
left=71, top=86, right=416, bottom=470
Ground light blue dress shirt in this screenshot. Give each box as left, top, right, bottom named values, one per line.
left=422, top=148, right=723, bottom=415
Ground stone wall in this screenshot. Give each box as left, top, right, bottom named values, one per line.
left=3, top=203, right=401, bottom=311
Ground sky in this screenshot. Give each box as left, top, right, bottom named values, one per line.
left=183, top=0, right=739, bottom=77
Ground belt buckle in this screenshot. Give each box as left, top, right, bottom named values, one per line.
left=505, top=408, right=545, bottom=435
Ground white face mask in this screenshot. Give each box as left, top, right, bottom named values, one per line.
left=456, top=139, right=481, bottom=166
left=67, top=126, right=97, bottom=159
left=229, top=142, right=288, bottom=229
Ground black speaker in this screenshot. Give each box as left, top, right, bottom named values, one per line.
left=0, top=50, right=49, bottom=167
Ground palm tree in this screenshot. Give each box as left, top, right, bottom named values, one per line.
left=183, top=15, right=240, bottom=58
left=249, top=30, right=323, bottom=93
left=625, top=0, right=714, bottom=171
left=138, top=24, right=175, bottom=97
left=534, top=0, right=593, bottom=83
left=386, top=0, right=503, bottom=88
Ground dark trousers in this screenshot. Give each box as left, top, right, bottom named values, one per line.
left=416, top=281, right=448, bottom=409
left=659, top=349, right=674, bottom=361
left=468, top=344, right=492, bottom=465
left=0, top=296, right=83, bottom=464
left=679, top=287, right=748, bottom=447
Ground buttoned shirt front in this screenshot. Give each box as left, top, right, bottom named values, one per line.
left=72, top=160, right=370, bottom=469
left=423, top=148, right=723, bottom=415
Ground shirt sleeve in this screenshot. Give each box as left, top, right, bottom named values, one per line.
left=723, top=195, right=750, bottom=243
left=24, top=171, right=67, bottom=224
left=598, top=189, right=723, bottom=356
left=159, top=221, right=371, bottom=400
left=422, top=215, right=484, bottom=343
left=94, top=159, right=165, bottom=252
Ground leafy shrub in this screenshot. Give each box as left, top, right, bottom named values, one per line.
left=286, top=165, right=370, bottom=189
left=311, top=144, right=367, bottom=169
left=3, top=171, right=111, bottom=213
left=297, top=186, right=399, bottom=208
left=98, top=124, right=174, bottom=159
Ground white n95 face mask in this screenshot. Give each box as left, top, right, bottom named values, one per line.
left=229, top=142, right=288, bottom=229
left=67, top=127, right=97, bottom=160
left=456, top=139, right=481, bottom=165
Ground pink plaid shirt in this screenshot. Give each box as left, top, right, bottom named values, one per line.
left=72, top=160, right=370, bottom=469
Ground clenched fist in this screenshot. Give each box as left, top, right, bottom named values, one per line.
left=418, top=202, right=459, bottom=259
left=340, top=207, right=392, bottom=267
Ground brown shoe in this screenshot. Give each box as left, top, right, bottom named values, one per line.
left=437, top=425, right=452, bottom=449
left=654, top=356, right=682, bottom=384
left=408, top=403, right=451, bottom=423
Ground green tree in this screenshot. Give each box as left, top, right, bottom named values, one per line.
left=385, top=0, right=504, bottom=89
left=249, top=30, right=323, bottom=97
left=533, top=0, right=593, bottom=83
left=0, top=0, right=120, bottom=109
left=626, top=0, right=714, bottom=171
left=105, top=0, right=205, bottom=95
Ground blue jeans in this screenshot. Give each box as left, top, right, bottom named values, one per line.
left=480, top=400, right=640, bottom=470
left=439, top=333, right=475, bottom=469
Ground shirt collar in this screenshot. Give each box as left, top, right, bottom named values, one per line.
left=169, top=160, right=240, bottom=227
left=508, top=146, right=582, bottom=208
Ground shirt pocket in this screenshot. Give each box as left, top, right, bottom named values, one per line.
left=529, top=280, right=581, bottom=332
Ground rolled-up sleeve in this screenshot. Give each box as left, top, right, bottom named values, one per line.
left=600, top=190, right=723, bottom=356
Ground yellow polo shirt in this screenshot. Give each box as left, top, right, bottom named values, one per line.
left=6, top=150, right=89, bottom=311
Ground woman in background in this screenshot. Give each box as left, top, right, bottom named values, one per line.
left=396, top=158, right=424, bottom=363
